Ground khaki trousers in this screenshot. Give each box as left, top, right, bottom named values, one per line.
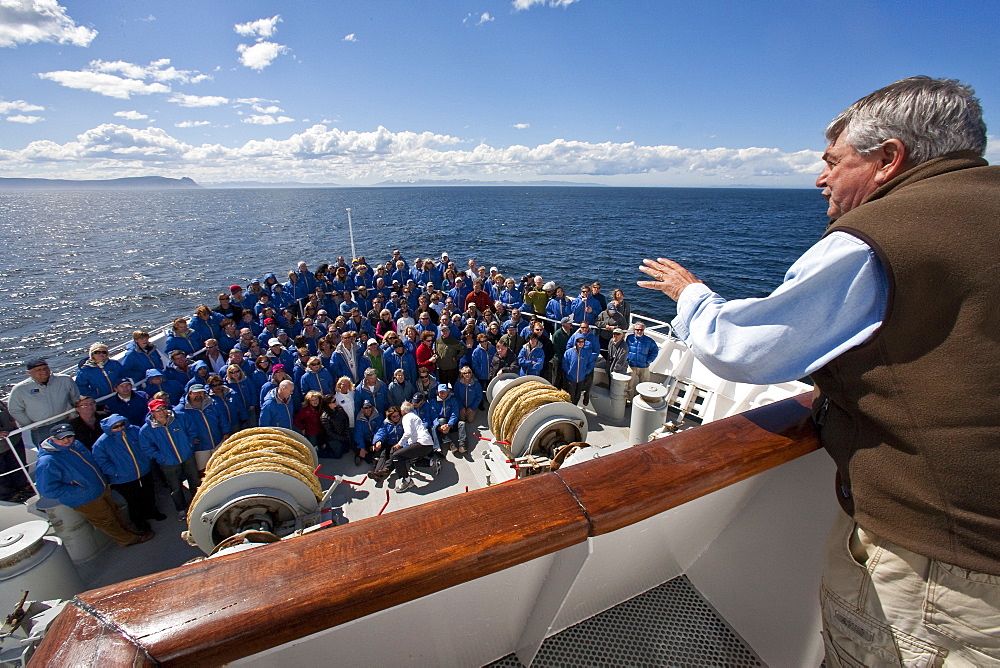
left=821, top=512, right=1000, bottom=667
left=74, top=487, right=137, bottom=546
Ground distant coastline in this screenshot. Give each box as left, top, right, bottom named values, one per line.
left=0, top=176, right=201, bottom=190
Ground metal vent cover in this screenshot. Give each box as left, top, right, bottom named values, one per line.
left=486, top=575, right=765, bottom=667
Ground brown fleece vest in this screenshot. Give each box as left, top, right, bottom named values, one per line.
left=812, top=151, right=1000, bottom=574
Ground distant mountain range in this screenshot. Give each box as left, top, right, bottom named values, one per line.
left=0, top=176, right=201, bottom=190
left=199, top=178, right=606, bottom=188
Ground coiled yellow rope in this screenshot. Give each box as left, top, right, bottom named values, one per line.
left=490, top=381, right=571, bottom=445
left=188, top=428, right=323, bottom=519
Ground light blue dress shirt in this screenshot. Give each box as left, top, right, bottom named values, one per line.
left=670, top=231, right=889, bottom=385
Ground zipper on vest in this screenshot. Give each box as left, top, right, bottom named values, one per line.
left=813, top=397, right=830, bottom=432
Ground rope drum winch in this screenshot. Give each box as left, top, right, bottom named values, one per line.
left=485, top=375, right=589, bottom=475
left=184, top=427, right=328, bottom=555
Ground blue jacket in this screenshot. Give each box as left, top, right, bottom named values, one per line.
left=76, top=359, right=124, bottom=400
left=164, top=360, right=194, bottom=387
left=471, top=345, right=495, bottom=381
left=139, top=410, right=196, bottom=466
left=104, top=389, right=150, bottom=427
left=570, top=296, right=601, bottom=325
left=382, top=349, right=417, bottom=384
left=146, top=371, right=185, bottom=406
left=373, top=418, right=404, bottom=448
left=562, top=344, right=597, bottom=383
left=177, top=394, right=229, bottom=451
left=284, top=277, right=310, bottom=301
left=386, top=379, right=415, bottom=409
left=35, top=438, right=108, bottom=508
left=354, top=410, right=381, bottom=448
left=121, top=341, right=164, bottom=383
left=260, top=389, right=295, bottom=429
left=211, top=387, right=248, bottom=429
left=567, top=331, right=601, bottom=363
left=92, top=414, right=150, bottom=484
left=546, top=297, right=574, bottom=323
left=330, top=346, right=370, bottom=385
left=354, top=380, right=389, bottom=416
left=626, top=334, right=659, bottom=368
left=191, top=312, right=224, bottom=344
left=498, top=287, right=522, bottom=309
left=454, top=379, right=483, bottom=411
left=164, top=329, right=202, bottom=356
left=184, top=361, right=212, bottom=390
left=433, top=394, right=461, bottom=428
left=226, top=375, right=258, bottom=410
left=300, top=368, right=336, bottom=396
left=518, top=345, right=546, bottom=376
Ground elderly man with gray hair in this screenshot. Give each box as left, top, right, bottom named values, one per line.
left=639, top=77, right=998, bottom=665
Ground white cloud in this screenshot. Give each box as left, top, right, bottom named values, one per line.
left=37, top=59, right=211, bottom=99
left=242, top=114, right=294, bottom=125
left=169, top=93, right=229, bottom=107
left=0, top=99, right=44, bottom=114
left=234, top=15, right=281, bottom=40
left=7, top=114, right=43, bottom=123
left=237, top=41, right=288, bottom=70
left=0, top=122, right=823, bottom=186
left=513, top=123, right=530, bottom=129
left=513, top=0, right=580, bottom=9
left=464, top=12, right=494, bottom=26
left=0, top=0, right=97, bottom=48
left=252, top=103, right=282, bottom=114
left=37, top=70, right=170, bottom=99
left=90, top=58, right=210, bottom=84
left=114, top=110, right=149, bottom=121
left=343, top=33, right=356, bottom=42
left=175, top=120, right=211, bottom=128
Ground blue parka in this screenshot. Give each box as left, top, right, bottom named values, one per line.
left=92, top=414, right=151, bottom=485
left=561, top=343, right=597, bottom=383
left=386, top=379, right=415, bottom=410
left=354, top=380, right=389, bottom=416
left=164, top=328, right=203, bottom=356
left=76, top=358, right=125, bottom=401
left=105, top=389, right=150, bottom=426
left=138, top=410, right=196, bottom=466
left=259, top=388, right=295, bottom=429
left=300, top=367, right=336, bottom=396
left=121, top=341, right=164, bottom=383
left=372, top=417, right=404, bottom=448
left=211, top=386, right=248, bottom=430
left=454, top=379, right=483, bottom=411
left=382, top=348, right=418, bottom=384
left=353, top=409, right=381, bottom=449
left=35, top=437, right=107, bottom=508
left=626, top=333, right=660, bottom=369
left=177, top=394, right=229, bottom=452
left=518, top=344, right=546, bottom=376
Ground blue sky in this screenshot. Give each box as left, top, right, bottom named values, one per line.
left=1, top=0, right=997, bottom=186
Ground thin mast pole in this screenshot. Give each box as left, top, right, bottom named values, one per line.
left=346, top=207, right=357, bottom=261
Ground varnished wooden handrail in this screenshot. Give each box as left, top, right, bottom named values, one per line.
left=29, top=393, right=819, bottom=667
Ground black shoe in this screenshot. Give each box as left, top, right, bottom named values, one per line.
left=135, top=521, right=152, bottom=533
left=151, top=512, right=168, bottom=521
left=127, top=531, right=155, bottom=546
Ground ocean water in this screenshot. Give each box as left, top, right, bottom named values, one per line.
left=0, top=186, right=826, bottom=390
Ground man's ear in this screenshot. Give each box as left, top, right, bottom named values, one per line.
left=875, top=138, right=909, bottom=184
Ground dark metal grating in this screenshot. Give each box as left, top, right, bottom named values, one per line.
left=486, top=575, right=765, bottom=667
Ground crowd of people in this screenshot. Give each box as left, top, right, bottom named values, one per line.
left=1, top=250, right=662, bottom=544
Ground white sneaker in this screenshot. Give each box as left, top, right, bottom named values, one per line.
left=395, top=477, right=414, bottom=492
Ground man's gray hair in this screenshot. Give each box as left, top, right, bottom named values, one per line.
left=825, top=76, right=987, bottom=167
left=400, top=401, right=414, bottom=414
